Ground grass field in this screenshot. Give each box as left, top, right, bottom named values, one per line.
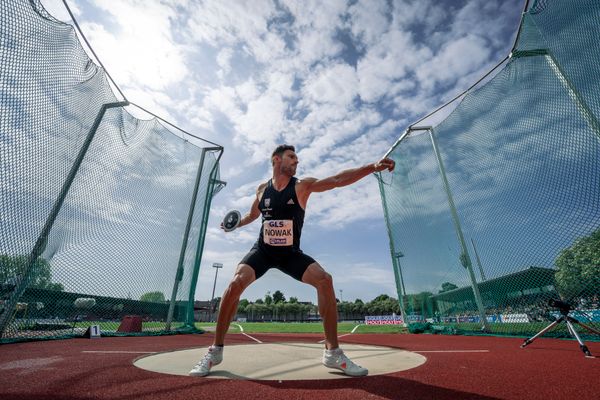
left=66, top=320, right=597, bottom=339
left=196, top=322, right=408, bottom=334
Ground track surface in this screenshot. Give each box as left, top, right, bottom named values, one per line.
left=1, top=333, right=599, bottom=400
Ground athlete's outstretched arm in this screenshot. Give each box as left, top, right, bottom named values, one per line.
left=302, top=158, right=395, bottom=194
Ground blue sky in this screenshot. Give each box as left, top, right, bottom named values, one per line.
left=41, top=0, right=524, bottom=304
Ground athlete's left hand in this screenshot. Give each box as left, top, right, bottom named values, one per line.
left=374, top=158, right=395, bottom=172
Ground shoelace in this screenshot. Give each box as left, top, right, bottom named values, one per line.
left=197, top=349, right=219, bottom=367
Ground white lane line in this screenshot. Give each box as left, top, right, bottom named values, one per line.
left=416, top=350, right=490, bottom=353
left=318, top=324, right=362, bottom=343
left=82, top=351, right=157, bottom=354
left=234, top=323, right=263, bottom=344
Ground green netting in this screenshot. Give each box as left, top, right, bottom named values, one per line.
left=379, top=0, right=600, bottom=339
left=0, top=1, right=224, bottom=343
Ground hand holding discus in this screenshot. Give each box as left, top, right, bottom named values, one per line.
left=222, top=210, right=241, bottom=232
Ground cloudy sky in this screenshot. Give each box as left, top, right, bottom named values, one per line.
left=41, top=0, right=524, bottom=304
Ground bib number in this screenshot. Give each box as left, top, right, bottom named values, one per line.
left=263, top=220, right=293, bottom=246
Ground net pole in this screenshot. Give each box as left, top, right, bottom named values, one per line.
left=185, top=149, right=224, bottom=326
left=471, top=237, right=487, bottom=281
left=511, top=47, right=600, bottom=141
left=0, top=101, right=128, bottom=338
left=376, top=174, right=408, bottom=326
left=544, top=53, right=600, bottom=141
left=428, top=128, right=490, bottom=332
left=165, top=148, right=209, bottom=331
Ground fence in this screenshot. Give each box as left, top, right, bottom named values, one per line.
left=0, top=0, right=224, bottom=342
left=378, top=0, right=600, bottom=338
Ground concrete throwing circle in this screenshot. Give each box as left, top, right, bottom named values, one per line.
left=134, top=342, right=426, bottom=380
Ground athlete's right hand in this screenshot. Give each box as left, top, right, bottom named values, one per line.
left=374, top=158, right=395, bottom=172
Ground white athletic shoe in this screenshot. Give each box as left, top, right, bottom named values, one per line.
left=189, top=345, right=223, bottom=377
left=322, top=348, right=368, bottom=377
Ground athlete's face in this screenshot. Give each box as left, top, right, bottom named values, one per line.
left=280, top=150, right=298, bottom=176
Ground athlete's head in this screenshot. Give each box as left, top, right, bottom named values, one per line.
left=271, top=144, right=298, bottom=176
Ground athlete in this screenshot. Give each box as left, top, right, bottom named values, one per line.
left=190, top=144, right=395, bottom=377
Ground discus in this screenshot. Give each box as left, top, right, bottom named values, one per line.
left=222, top=210, right=241, bottom=232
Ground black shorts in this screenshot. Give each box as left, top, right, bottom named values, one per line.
left=239, top=244, right=316, bottom=281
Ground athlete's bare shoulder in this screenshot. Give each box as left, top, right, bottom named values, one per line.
left=296, top=177, right=318, bottom=192
left=294, top=177, right=317, bottom=208
left=296, top=177, right=316, bottom=184
left=256, top=181, right=268, bottom=198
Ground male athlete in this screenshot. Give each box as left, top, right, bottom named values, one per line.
left=190, top=144, right=395, bottom=377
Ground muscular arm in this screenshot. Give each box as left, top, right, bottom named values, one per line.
left=302, top=158, right=395, bottom=193
left=296, top=158, right=395, bottom=208
left=236, top=183, right=265, bottom=229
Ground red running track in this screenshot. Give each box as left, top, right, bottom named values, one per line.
left=1, top=333, right=599, bottom=400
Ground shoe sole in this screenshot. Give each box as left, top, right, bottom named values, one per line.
left=323, top=363, right=368, bottom=377
left=189, top=371, right=209, bottom=377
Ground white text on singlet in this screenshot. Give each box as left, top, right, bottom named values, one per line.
left=263, top=220, right=293, bottom=246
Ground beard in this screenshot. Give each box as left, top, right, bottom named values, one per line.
left=281, top=164, right=296, bottom=176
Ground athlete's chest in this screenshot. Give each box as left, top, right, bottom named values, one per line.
left=259, top=186, right=298, bottom=218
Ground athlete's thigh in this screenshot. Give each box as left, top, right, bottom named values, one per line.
left=277, top=251, right=317, bottom=282
left=233, top=263, right=257, bottom=289
left=239, top=246, right=272, bottom=281
left=300, top=261, right=330, bottom=286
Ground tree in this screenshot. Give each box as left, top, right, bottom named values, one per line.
left=0, top=255, right=64, bottom=291
left=373, top=294, right=390, bottom=302
left=239, top=299, right=250, bottom=309
left=255, top=298, right=264, bottom=304
left=439, top=282, right=458, bottom=293
left=264, top=293, right=273, bottom=305
left=140, top=291, right=165, bottom=303
left=555, top=228, right=600, bottom=298
left=289, top=296, right=298, bottom=303
left=273, top=290, right=286, bottom=303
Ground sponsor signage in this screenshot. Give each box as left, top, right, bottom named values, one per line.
left=365, top=315, right=404, bottom=325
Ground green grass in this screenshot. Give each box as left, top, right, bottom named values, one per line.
left=67, top=320, right=595, bottom=339
left=69, top=321, right=186, bottom=331
left=195, top=322, right=408, bottom=334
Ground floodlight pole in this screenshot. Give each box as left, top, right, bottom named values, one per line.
left=428, top=128, right=490, bottom=332
left=210, top=263, right=223, bottom=321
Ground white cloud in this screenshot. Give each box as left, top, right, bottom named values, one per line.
left=348, top=0, right=390, bottom=47
left=216, top=48, right=234, bottom=79
left=357, top=29, right=432, bottom=103
left=303, top=63, right=359, bottom=107
left=416, top=34, right=491, bottom=91
left=82, top=0, right=189, bottom=91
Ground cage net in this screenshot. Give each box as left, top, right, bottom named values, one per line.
left=379, top=0, right=600, bottom=338
left=0, top=1, right=223, bottom=342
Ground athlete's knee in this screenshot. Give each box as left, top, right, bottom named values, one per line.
left=314, top=271, right=333, bottom=290
left=227, top=274, right=247, bottom=297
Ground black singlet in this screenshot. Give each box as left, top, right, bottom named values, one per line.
left=257, top=177, right=305, bottom=252
left=239, top=177, right=315, bottom=281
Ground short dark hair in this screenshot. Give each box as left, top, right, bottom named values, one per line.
left=271, top=144, right=295, bottom=163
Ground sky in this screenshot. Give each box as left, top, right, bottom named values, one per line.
left=39, top=0, right=525, bottom=304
